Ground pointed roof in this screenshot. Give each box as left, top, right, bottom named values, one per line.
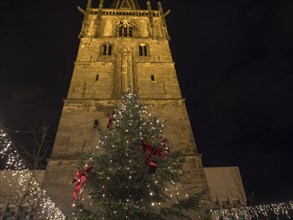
left=111, top=0, right=141, bottom=10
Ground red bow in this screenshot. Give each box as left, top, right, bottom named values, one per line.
left=141, top=139, right=169, bottom=174
left=107, top=110, right=115, bottom=130
left=71, top=164, right=93, bottom=202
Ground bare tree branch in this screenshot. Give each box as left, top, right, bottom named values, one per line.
left=0, top=122, right=52, bottom=218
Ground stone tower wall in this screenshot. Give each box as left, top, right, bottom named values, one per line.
left=44, top=3, right=211, bottom=217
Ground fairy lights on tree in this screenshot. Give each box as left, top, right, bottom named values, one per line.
left=0, top=128, right=65, bottom=219
left=72, top=92, right=206, bottom=219
left=210, top=201, right=293, bottom=219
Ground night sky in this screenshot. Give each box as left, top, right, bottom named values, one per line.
left=0, top=0, right=292, bottom=204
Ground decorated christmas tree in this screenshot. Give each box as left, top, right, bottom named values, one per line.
left=72, top=92, right=204, bottom=220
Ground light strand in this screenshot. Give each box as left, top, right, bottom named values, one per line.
left=0, top=128, right=65, bottom=219
left=210, top=201, right=293, bottom=219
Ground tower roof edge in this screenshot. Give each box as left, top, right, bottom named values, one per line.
left=111, top=0, right=141, bottom=10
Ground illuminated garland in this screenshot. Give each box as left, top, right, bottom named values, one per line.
left=210, top=201, right=293, bottom=219
left=0, top=128, right=65, bottom=220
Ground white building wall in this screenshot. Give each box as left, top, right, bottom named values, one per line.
left=204, top=167, right=247, bottom=209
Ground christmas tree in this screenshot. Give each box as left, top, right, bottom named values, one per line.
left=72, top=92, right=204, bottom=220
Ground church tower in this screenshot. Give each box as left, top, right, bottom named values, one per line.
left=44, top=0, right=210, bottom=216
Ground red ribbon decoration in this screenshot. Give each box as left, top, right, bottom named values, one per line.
left=71, top=164, right=93, bottom=202
left=107, top=110, right=115, bottom=130
left=141, top=139, right=169, bottom=174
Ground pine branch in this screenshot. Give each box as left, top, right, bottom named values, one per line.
left=160, top=192, right=206, bottom=220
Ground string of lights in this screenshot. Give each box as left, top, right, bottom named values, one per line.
left=0, top=128, right=65, bottom=219
left=210, top=201, right=293, bottom=219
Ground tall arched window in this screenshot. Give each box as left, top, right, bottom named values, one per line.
left=139, top=43, right=148, bottom=56
left=101, top=44, right=112, bottom=56
left=118, top=19, right=134, bottom=37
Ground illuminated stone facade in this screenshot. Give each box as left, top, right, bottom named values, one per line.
left=43, top=0, right=211, bottom=217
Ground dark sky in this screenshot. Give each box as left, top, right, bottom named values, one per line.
left=0, top=0, right=292, bottom=204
